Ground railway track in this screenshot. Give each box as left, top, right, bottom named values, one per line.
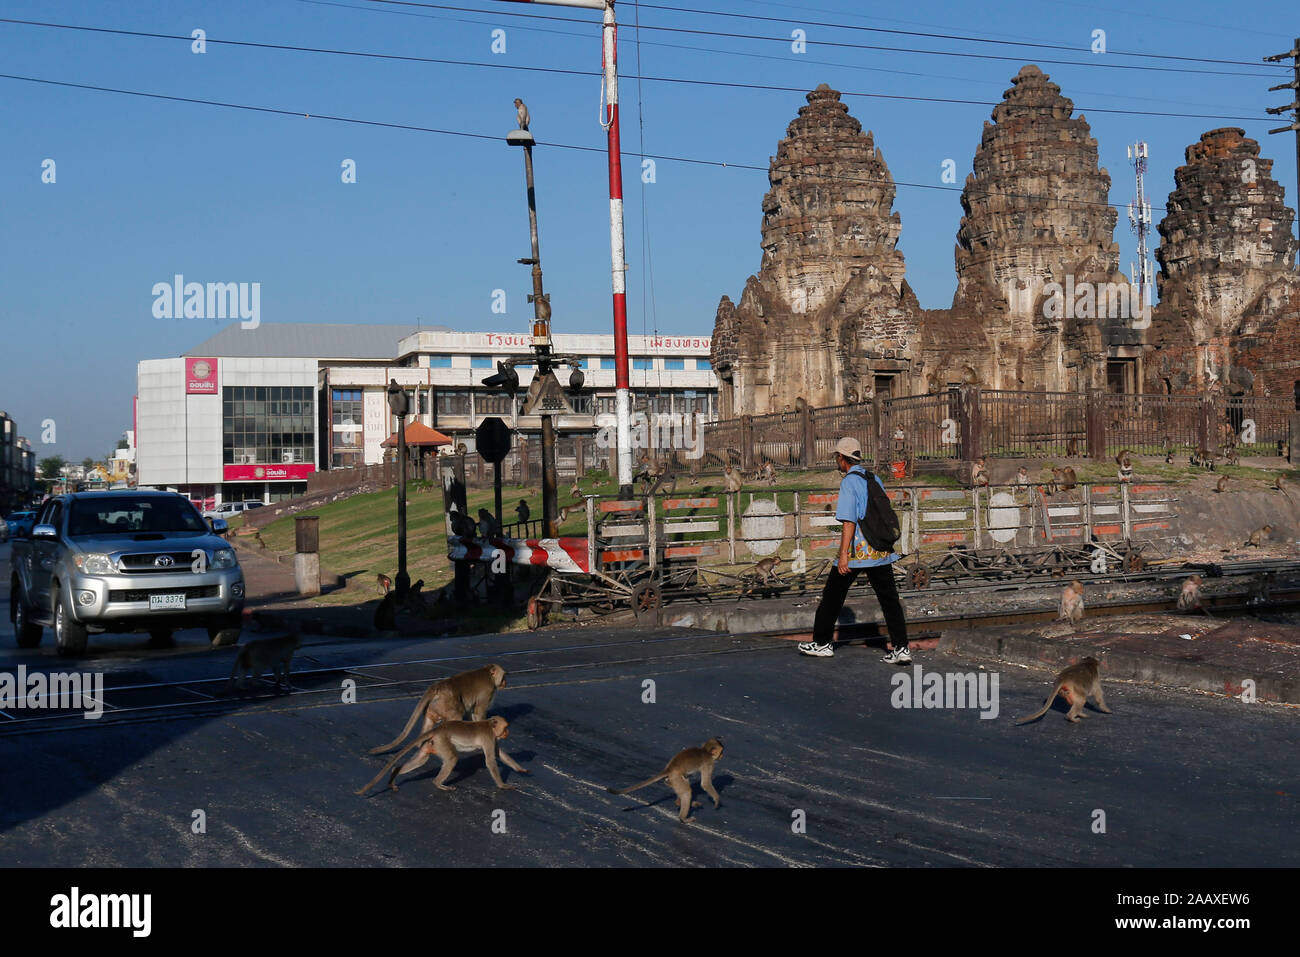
left=5, top=559, right=1299, bottom=736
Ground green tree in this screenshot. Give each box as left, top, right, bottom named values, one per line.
left=82, top=457, right=96, bottom=471
left=38, top=456, right=66, bottom=479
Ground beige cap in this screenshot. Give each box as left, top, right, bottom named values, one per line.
left=834, top=437, right=863, bottom=462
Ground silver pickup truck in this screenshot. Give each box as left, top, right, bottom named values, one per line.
left=8, top=490, right=245, bottom=657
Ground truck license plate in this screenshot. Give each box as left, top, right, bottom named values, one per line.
left=149, top=593, right=186, bottom=610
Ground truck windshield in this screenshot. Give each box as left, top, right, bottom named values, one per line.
left=67, top=497, right=209, bottom=537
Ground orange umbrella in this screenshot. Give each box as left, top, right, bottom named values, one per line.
left=380, top=422, right=454, bottom=448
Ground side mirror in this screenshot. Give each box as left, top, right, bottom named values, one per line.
left=210, top=518, right=228, bottom=533
left=32, top=524, right=58, bottom=540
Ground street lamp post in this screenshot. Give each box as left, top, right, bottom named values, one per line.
left=386, top=378, right=410, bottom=597
left=508, top=115, right=560, bottom=537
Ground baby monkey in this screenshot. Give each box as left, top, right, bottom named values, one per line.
left=1015, top=466, right=1030, bottom=486
left=607, top=738, right=724, bottom=823
left=377, top=573, right=392, bottom=596
left=228, top=632, right=302, bottom=693
left=356, top=716, right=527, bottom=795
left=1016, top=657, right=1112, bottom=724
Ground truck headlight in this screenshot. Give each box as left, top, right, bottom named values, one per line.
left=73, top=553, right=115, bottom=575
left=212, top=548, right=237, bottom=570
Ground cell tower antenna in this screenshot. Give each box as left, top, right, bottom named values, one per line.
left=1126, top=141, right=1154, bottom=312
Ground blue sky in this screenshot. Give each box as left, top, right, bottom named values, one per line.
left=1, top=0, right=1297, bottom=460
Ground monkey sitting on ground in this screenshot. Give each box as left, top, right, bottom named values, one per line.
left=228, top=633, right=303, bottom=693
left=449, top=509, right=476, bottom=540
left=723, top=465, right=743, bottom=494
left=1177, top=574, right=1214, bottom=616
left=1058, top=580, right=1085, bottom=625
left=759, top=461, right=777, bottom=486
left=1065, top=436, right=1079, bottom=457
left=970, top=457, right=989, bottom=488
left=377, top=573, right=392, bottom=596
left=477, top=508, right=500, bottom=540
left=1016, top=657, right=1112, bottom=724
left=1116, top=449, right=1133, bottom=484
left=356, top=716, right=527, bottom=795
left=1245, top=525, right=1272, bottom=548
left=1015, top=466, right=1029, bottom=486
left=516, top=499, right=530, bottom=524
left=1215, top=475, right=1228, bottom=493
left=369, top=664, right=509, bottom=755
left=1047, top=466, right=1077, bottom=496
left=403, top=579, right=425, bottom=612
left=607, top=738, right=724, bottom=823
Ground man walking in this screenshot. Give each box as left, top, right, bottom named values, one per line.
left=798, top=437, right=911, bottom=663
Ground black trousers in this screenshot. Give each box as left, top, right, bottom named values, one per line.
left=811, top=562, right=908, bottom=647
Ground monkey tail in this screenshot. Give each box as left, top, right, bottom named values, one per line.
left=368, top=690, right=435, bottom=755
left=356, top=730, right=438, bottom=796
left=607, top=772, right=668, bottom=796
left=1015, top=682, right=1063, bottom=725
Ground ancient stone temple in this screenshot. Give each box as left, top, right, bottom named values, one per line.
left=1144, top=127, right=1299, bottom=397
left=922, top=65, right=1132, bottom=394
left=709, top=84, right=923, bottom=416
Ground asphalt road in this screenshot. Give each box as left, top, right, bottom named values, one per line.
left=1, top=540, right=1297, bottom=867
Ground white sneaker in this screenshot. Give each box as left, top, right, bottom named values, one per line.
left=881, top=646, right=912, bottom=664
left=798, top=641, right=835, bottom=658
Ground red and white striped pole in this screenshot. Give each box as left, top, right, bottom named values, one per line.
left=600, top=1, right=634, bottom=497
left=494, top=0, right=631, bottom=496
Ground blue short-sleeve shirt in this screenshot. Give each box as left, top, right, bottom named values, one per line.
left=836, top=465, right=900, bottom=569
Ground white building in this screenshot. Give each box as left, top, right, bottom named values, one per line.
left=135, top=323, right=716, bottom=506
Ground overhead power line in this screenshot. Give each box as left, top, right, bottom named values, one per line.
left=364, top=0, right=1286, bottom=77
left=0, top=70, right=1174, bottom=215
left=0, top=18, right=1277, bottom=123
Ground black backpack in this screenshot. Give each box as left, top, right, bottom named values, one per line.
left=849, top=469, right=901, bottom=553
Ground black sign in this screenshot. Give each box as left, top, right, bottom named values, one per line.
left=476, top=417, right=512, bottom=464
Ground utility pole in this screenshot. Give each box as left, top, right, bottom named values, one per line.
left=492, top=104, right=586, bottom=539
left=494, top=0, right=632, bottom=497
left=1265, top=37, right=1300, bottom=264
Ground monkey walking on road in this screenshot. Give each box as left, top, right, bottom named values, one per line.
left=607, top=738, right=724, bottom=823
left=1016, top=657, right=1112, bottom=724
left=357, top=717, right=526, bottom=795
left=228, top=633, right=302, bottom=693
left=368, top=664, right=509, bottom=756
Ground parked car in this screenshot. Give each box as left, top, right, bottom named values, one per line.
left=0, top=517, right=8, bottom=542
left=202, top=501, right=247, bottom=520
left=9, top=491, right=245, bottom=657
left=4, top=511, right=36, bottom=539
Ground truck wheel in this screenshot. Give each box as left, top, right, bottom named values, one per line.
left=11, top=580, right=43, bottom=649
left=208, top=614, right=242, bottom=648
left=53, top=586, right=89, bottom=658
